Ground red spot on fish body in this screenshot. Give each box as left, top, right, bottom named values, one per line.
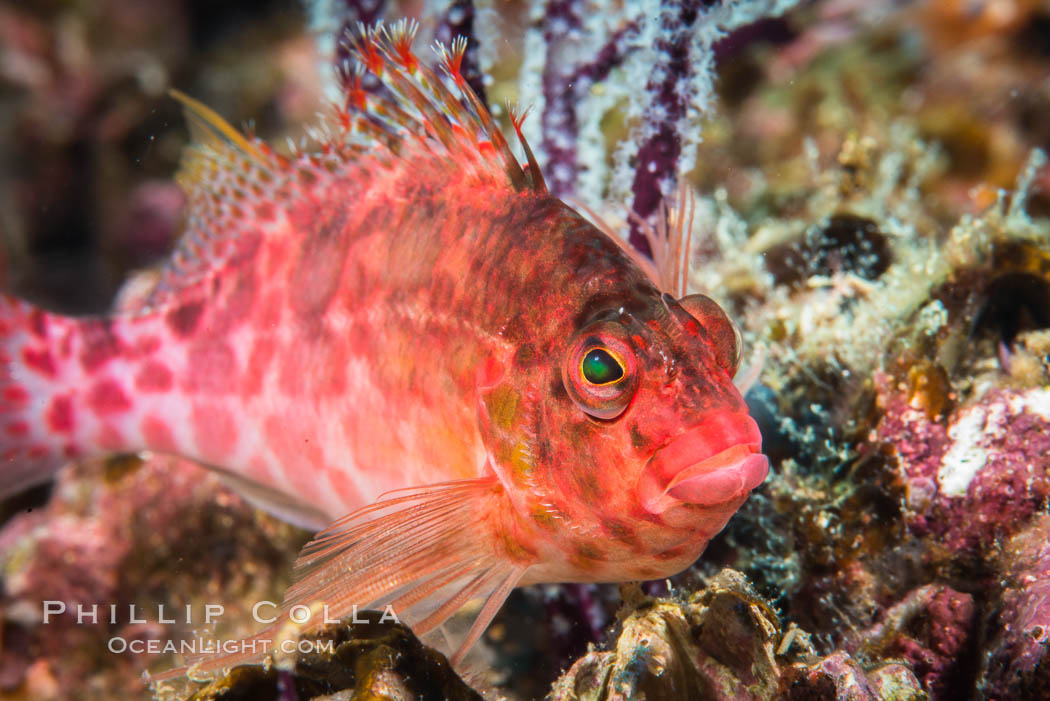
left=278, top=350, right=306, bottom=398
left=242, top=337, right=276, bottom=396
left=22, top=348, right=56, bottom=377
left=28, top=310, right=47, bottom=339
left=246, top=455, right=273, bottom=483
left=5, top=421, right=29, bottom=437
left=344, top=307, right=375, bottom=358
left=46, top=395, right=74, bottom=432
left=3, top=385, right=29, bottom=403
left=59, top=330, right=73, bottom=359
left=97, top=424, right=124, bottom=450
left=228, top=230, right=263, bottom=267
left=257, top=291, right=283, bottom=330
left=254, top=203, right=275, bottom=221
left=264, top=414, right=322, bottom=487
left=184, top=341, right=237, bottom=394
left=279, top=342, right=347, bottom=398
left=142, top=415, right=177, bottom=453
left=192, top=404, right=237, bottom=462
left=166, top=302, right=204, bottom=338
left=265, top=238, right=291, bottom=279
left=325, top=465, right=356, bottom=503
left=79, top=321, right=123, bottom=372
left=322, top=347, right=349, bottom=396
left=212, top=271, right=256, bottom=333
left=135, top=335, right=162, bottom=356
left=289, top=208, right=350, bottom=323
left=135, top=361, right=173, bottom=392
left=88, top=379, right=131, bottom=414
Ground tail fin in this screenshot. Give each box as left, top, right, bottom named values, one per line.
left=0, top=294, right=76, bottom=500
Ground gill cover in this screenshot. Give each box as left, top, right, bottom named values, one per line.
left=674, top=293, right=742, bottom=375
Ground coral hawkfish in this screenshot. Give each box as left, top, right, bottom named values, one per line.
left=0, top=22, right=768, bottom=678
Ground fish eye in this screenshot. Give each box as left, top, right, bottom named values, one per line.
left=563, top=322, right=638, bottom=420
left=581, top=347, right=624, bottom=385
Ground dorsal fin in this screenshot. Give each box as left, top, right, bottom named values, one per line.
left=330, top=20, right=546, bottom=194
left=508, top=104, right=547, bottom=192
left=135, top=22, right=544, bottom=314
left=132, top=90, right=284, bottom=313
left=169, top=89, right=266, bottom=163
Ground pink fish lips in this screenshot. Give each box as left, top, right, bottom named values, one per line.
left=637, top=410, right=769, bottom=514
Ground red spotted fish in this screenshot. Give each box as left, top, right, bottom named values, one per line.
left=0, top=22, right=768, bottom=677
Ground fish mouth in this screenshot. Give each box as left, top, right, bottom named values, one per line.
left=637, top=411, right=769, bottom=515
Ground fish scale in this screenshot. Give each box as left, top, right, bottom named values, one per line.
left=0, top=21, right=769, bottom=681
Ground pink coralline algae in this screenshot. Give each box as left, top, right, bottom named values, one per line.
left=875, top=377, right=1050, bottom=556
left=781, top=653, right=925, bottom=701
left=980, top=514, right=1050, bottom=698
left=860, top=585, right=976, bottom=699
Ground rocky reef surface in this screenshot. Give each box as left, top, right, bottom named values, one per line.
left=1, top=0, right=1049, bottom=700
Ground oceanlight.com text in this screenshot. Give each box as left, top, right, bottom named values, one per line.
left=106, top=636, right=335, bottom=656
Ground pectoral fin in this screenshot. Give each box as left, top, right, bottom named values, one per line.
left=150, top=476, right=529, bottom=683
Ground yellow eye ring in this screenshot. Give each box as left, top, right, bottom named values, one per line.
left=579, top=346, right=626, bottom=386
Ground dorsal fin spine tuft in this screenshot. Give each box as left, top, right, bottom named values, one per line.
left=508, top=104, right=547, bottom=193
left=441, top=37, right=469, bottom=87
left=351, top=22, right=384, bottom=76
left=331, top=22, right=543, bottom=194
left=384, top=18, right=420, bottom=74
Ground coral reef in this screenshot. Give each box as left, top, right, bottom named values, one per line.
left=651, top=2, right=1050, bottom=698
left=0, top=455, right=307, bottom=699
left=857, top=585, right=975, bottom=698
left=978, top=514, right=1050, bottom=699
left=549, top=571, right=783, bottom=700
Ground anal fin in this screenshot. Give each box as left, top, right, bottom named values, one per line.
left=210, top=466, right=332, bottom=531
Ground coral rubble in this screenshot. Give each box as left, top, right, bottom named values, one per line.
left=161, top=612, right=482, bottom=701
left=548, top=570, right=928, bottom=700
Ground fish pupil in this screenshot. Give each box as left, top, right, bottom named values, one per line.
left=582, top=348, right=623, bottom=385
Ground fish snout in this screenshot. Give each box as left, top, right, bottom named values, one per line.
left=637, top=411, right=769, bottom=514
